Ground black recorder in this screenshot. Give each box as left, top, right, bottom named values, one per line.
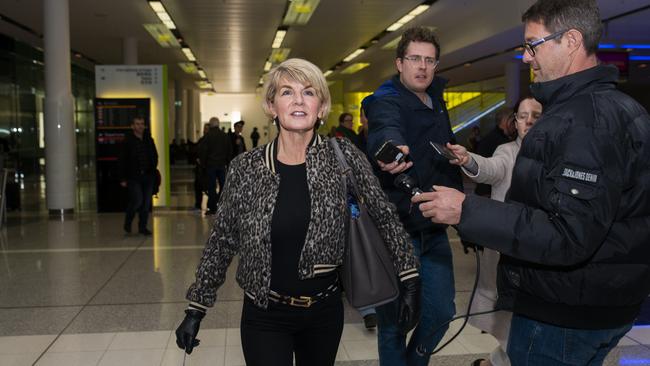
left=375, top=140, right=407, bottom=164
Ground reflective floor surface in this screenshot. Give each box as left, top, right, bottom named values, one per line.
left=3, top=212, right=650, bottom=366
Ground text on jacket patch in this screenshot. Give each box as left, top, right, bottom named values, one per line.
left=562, top=168, right=598, bottom=183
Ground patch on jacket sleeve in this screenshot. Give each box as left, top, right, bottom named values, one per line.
left=561, top=166, right=599, bottom=183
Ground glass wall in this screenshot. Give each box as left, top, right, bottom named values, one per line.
left=0, top=33, right=95, bottom=185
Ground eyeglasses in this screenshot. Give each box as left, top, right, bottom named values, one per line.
left=523, top=29, right=567, bottom=57
left=402, top=55, right=439, bottom=68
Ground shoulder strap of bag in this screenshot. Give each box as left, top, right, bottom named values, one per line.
left=328, top=138, right=362, bottom=198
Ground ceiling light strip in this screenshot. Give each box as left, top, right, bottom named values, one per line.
left=147, top=1, right=213, bottom=90
left=148, top=1, right=165, bottom=12
left=386, top=3, right=431, bottom=32
left=143, top=23, right=180, bottom=48
left=343, top=49, right=365, bottom=62
left=411, top=4, right=430, bottom=16
left=272, top=30, right=287, bottom=49
left=323, top=1, right=436, bottom=80
left=283, top=0, right=321, bottom=25
left=341, top=63, right=370, bottom=75
left=182, top=48, right=196, bottom=61
left=148, top=1, right=176, bottom=29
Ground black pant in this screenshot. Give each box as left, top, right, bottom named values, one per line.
left=240, top=296, right=344, bottom=366
left=124, top=174, right=154, bottom=231
left=193, top=166, right=204, bottom=209
left=206, top=166, right=226, bottom=211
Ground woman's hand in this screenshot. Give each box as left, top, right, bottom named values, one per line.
left=398, top=276, right=421, bottom=334
left=175, top=309, right=204, bottom=354
left=446, top=143, right=471, bottom=166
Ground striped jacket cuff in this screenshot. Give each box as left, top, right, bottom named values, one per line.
left=187, top=302, right=208, bottom=313
left=399, top=268, right=419, bottom=282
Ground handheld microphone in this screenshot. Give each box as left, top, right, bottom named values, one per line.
left=394, top=177, right=487, bottom=359
left=394, top=174, right=424, bottom=196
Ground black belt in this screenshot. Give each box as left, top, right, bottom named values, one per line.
left=268, top=283, right=339, bottom=308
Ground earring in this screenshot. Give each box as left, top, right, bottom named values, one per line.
left=273, top=116, right=279, bottom=125
left=319, top=119, right=325, bottom=126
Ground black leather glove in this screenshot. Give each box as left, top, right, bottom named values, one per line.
left=175, top=309, right=205, bottom=354
left=398, top=276, right=421, bottom=334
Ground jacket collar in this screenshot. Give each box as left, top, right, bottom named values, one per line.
left=390, top=74, right=448, bottom=109
left=263, top=133, right=323, bottom=173
left=530, top=64, right=618, bottom=107
left=127, top=130, right=151, bottom=141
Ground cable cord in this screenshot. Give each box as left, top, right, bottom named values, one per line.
left=416, top=248, right=501, bottom=357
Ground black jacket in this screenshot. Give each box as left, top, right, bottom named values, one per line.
left=366, top=75, right=463, bottom=235
left=230, top=132, right=247, bottom=156
left=335, top=125, right=363, bottom=151
left=118, top=131, right=158, bottom=181
left=198, top=127, right=232, bottom=168
left=458, top=65, right=650, bottom=329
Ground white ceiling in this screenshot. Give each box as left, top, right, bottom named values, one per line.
left=0, top=0, right=649, bottom=92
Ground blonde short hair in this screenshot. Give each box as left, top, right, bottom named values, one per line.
left=261, top=58, right=331, bottom=123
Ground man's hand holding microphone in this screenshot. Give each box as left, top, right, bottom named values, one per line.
left=376, top=141, right=466, bottom=226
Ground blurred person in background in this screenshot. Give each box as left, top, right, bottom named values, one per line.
left=335, top=112, right=363, bottom=150
left=198, top=117, right=232, bottom=215
left=119, top=116, right=158, bottom=236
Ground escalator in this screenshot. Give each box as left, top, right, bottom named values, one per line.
left=443, top=77, right=508, bottom=146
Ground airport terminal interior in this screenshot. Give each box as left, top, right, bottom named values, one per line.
left=1, top=0, right=650, bottom=365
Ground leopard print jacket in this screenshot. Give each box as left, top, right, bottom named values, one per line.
left=186, top=134, right=419, bottom=310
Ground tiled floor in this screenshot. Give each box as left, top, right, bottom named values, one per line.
left=3, top=176, right=650, bottom=365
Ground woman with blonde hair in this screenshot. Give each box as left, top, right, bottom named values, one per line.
left=175, top=58, right=420, bottom=366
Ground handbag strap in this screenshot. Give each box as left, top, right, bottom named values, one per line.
left=328, top=137, right=362, bottom=199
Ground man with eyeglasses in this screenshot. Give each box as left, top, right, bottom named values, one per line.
left=411, top=0, right=650, bottom=365
left=365, top=26, right=462, bottom=366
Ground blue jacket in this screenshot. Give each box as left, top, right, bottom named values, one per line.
left=366, top=75, right=463, bottom=235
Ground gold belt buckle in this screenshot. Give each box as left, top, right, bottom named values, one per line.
left=290, top=296, right=312, bottom=308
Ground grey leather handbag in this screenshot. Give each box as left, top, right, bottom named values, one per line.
left=329, top=138, right=399, bottom=309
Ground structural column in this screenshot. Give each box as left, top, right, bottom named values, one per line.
left=505, top=62, right=521, bottom=108
left=186, top=90, right=201, bottom=142
left=123, top=37, right=138, bottom=65
left=44, top=0, right=76, bottom=214
left=186, top=90, right=195, bottom=142
left=174, top=80, right=186, bottom=142
left=181, top=88, right=189, bottom=142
